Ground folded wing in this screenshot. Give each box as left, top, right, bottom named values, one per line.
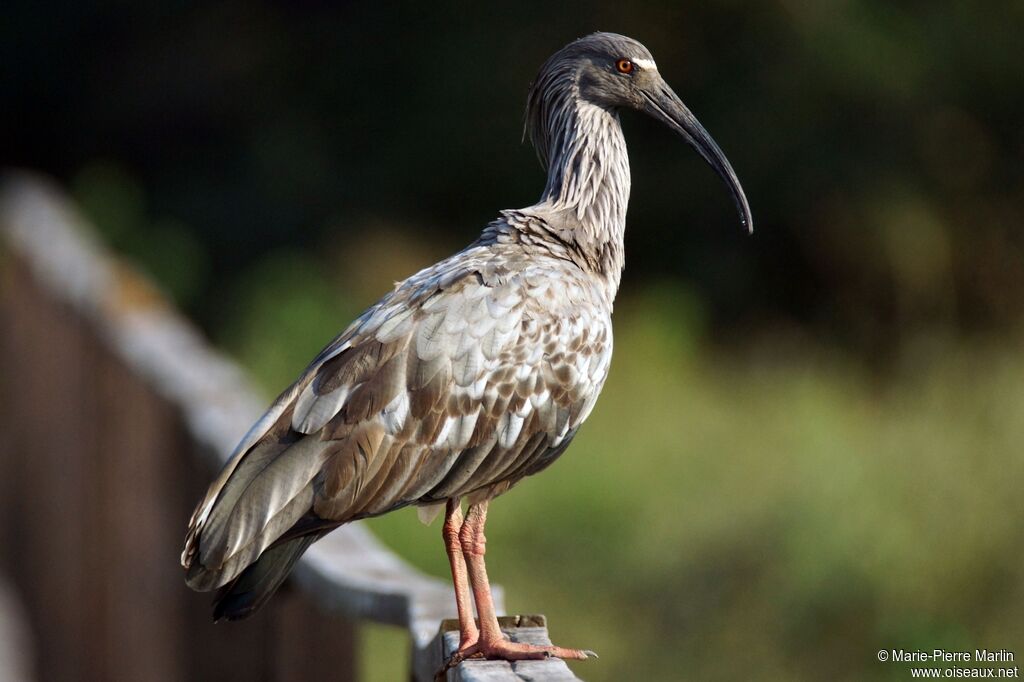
left=182, top=256, right=611, bottom=603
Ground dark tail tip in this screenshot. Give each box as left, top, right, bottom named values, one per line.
left=211, top=535, right=318, bottom=622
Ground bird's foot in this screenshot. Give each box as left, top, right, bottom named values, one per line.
left=438, top=637, right=596, bottom=678
left=457, top=629, right=479, bottom=652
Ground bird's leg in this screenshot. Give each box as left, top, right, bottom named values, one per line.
left=445, top=500, right=595, bottom=666
left=442, top=499, right=479, bottom=650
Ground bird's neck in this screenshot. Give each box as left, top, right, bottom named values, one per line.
left=537, top=101, right=630, bottom=292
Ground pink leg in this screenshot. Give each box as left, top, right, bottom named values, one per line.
left=447, top=500, right=595, bottom=667
left=442, top=499, right=479, bottom=649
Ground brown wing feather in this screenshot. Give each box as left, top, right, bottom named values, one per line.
left=182, top=248, right=612, bottom=593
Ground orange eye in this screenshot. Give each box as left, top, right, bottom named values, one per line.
left=616, top=59, right=635, bottom=74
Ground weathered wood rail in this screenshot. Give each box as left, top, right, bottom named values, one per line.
left=0, top=173, right=583, bottom=682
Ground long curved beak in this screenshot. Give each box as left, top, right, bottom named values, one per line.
left=642, top=83, right=753, bottom=233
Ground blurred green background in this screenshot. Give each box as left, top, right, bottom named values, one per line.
left=4, top=1, right=1023, bottom=679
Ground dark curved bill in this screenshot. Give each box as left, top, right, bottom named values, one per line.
left=642, top=85, right=753, bottom=233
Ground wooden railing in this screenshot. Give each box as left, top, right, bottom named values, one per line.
left=0, top=173, right=582, bottom=682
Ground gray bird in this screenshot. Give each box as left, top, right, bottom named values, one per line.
left=182, top=31, right=751, bottom=664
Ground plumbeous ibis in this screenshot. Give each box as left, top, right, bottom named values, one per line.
left=182, top=31, right=751, bottom=664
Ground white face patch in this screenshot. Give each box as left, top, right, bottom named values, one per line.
left=633, top=57, right=658, bottom=71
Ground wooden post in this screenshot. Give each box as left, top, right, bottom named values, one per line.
left=417, top=616, right=582, bottom=682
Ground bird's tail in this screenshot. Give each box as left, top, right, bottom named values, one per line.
left=211, top=533, right=319, bottom=621
left=182, top=412, right=332, bottom=594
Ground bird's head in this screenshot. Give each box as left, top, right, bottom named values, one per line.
left=527, top=32, right=752, bottom=232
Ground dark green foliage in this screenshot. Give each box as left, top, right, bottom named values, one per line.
left=3, top=1, right=1022, bottom=346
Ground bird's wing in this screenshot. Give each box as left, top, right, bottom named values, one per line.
left=182, top=252, right=612, bottom=590
left=307, top=263, right=612, bottom=520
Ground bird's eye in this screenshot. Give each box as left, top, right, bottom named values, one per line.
left=615, top=59, right=635, bottom=75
